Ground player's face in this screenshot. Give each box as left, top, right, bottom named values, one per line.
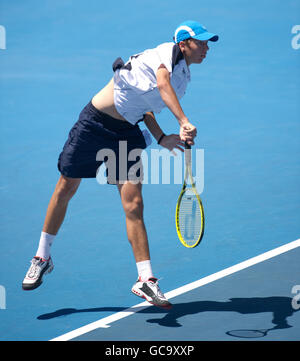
left=181, top=39, right=209, bottom=65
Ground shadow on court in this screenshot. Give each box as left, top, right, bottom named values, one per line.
left=37, top=296, right=298, bottom=338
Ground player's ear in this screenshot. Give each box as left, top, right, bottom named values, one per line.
left=178, top=40, right=187, bottom=52
left=158, top=64, right=168, bottom=70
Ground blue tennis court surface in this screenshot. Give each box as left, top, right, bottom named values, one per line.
left=0, top=0, right=299, bottom=342
left=53, top=242, right=300, bottom=341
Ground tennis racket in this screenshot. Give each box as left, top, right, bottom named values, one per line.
left=175, top=142, right=205, bottom=248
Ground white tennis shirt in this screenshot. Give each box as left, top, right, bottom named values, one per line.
left=113, top=42, right=191, bottom=125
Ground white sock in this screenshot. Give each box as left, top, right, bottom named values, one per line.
left=35, top=232, right=55, bottom=260
left=136, top=260, right=153, bottom=281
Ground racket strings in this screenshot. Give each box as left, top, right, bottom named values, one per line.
left=178, top=191, right=203, bottom=246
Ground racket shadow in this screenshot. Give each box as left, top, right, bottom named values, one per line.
left=225, top=324, right=289, bottom=339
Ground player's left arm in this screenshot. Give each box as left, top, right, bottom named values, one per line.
left=143, top=112, right=185, bottom=152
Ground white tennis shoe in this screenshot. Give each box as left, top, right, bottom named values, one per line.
left=22, top=256, right=54, bottom=290
left=131, top=277, right=172, bottom=309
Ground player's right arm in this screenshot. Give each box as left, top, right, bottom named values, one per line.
left=156, top=65, right=197, bottom=145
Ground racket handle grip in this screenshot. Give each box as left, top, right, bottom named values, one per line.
left=185, top=141, right=191, bottom=150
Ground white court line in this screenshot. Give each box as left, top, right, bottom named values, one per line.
left=50, top=238, right=300, bottom=341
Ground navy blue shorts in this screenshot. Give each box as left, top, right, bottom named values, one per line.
left=57, top=101, right=147, bottom=183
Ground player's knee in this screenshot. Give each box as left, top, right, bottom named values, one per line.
left=55, top=176, right=80, bottom=203
left=123, top=196, right=144, bottom=220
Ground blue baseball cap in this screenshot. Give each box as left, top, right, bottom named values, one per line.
left=174, top=20, right=219, bottom=43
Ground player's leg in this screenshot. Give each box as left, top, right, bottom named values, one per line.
left=22, top=100, right=111, bottom=291
left=117, top=181, right=172, bottom=309
left=117, top=181, right=150, bottom=263
left=22, top=175, right=81, bottom=290
left=42, top=175, right=81, bottom=236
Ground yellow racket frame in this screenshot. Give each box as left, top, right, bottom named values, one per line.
left=175, top=145, right=205, bottom=248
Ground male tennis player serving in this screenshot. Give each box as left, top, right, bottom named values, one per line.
left=22, top=20, right=218, bottom=309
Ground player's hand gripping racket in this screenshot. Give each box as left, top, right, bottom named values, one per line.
left=175, top=142, right=205, bottom=248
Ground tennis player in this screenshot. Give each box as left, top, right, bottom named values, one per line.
left=22, top=20, right=218, bottom=309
